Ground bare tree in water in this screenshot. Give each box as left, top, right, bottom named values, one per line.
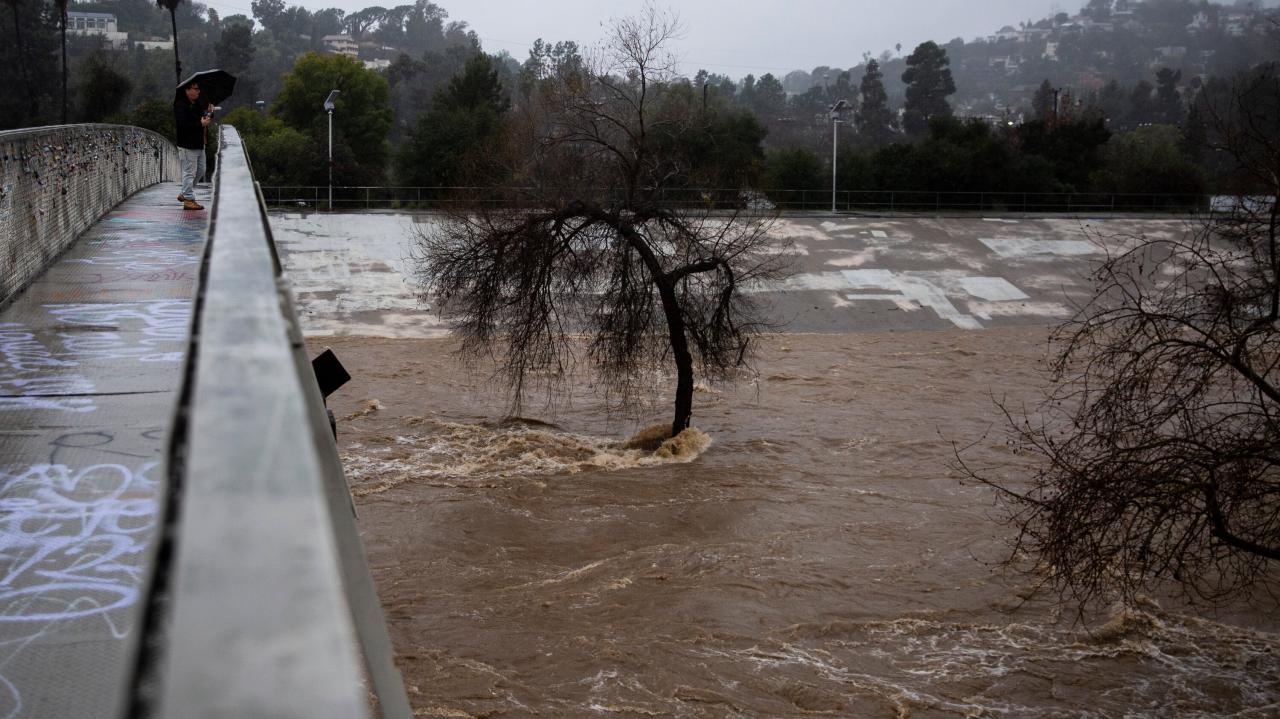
left=961, top=65, right=1280, bottom=607
left=413, top=7, right=787, bottom=439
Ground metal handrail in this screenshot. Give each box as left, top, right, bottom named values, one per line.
left=138, top=125, right=410, bottom=718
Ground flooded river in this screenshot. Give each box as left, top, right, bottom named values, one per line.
left=275, top=212, right=1280, bottom=717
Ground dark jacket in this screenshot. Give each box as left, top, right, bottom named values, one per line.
left=174, top=97, right=206, bottom=150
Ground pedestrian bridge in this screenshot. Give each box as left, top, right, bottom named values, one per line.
left=0, top=125, right=410, bottom=717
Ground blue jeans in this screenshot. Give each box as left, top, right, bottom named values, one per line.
left=179, top=147, right=201, bottom=200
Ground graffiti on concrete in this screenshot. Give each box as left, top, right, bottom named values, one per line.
left=0, top=428, right=163, bottom=717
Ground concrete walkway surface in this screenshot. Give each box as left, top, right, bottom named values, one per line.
left=0, top=182, right=208, bottom=717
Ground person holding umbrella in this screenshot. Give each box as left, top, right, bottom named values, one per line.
left=174, top=78, right=209, bottom=210
left=173, top=70, right=236, bottom=210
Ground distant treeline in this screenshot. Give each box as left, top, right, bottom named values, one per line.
left=1, top=0, right=1274, bottom=201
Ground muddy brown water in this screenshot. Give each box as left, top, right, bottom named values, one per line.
left=314, top=328, right=1280, bottom=718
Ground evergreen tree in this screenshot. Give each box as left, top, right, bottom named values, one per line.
left=78, top=53, right=132, bottom=121
left=901, top=41, right=956, bottom=136
left=1154, top=67, right=1184, bottom=125
left=54, top=0, right=67, bottom=123
left=215, top=22, right=256, bottom=109
left=395, top=53, right=508, bottom=189
left=1129, top=79, right=1156, bottom=127
left=751, top=73, right=786, bottom=119
left=1032, top=79, right=1056, bottom=121
left=854, top=59, right=895, bottom=144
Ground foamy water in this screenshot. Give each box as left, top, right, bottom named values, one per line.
left=316, top=329, right=1280, bottom=718
left=343, top=417, right=711, bottom=496
left=275, top=211, right=1277, bottom=716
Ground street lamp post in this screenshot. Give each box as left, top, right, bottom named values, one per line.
left=324, top=89, right=340, bottom=211
left=830, top=100, right=849, bottom=214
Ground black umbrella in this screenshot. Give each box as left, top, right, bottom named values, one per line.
left=176, top=69, right=237, bottom=106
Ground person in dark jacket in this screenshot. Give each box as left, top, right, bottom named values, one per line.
left=174, top=80, right=210, bottom=211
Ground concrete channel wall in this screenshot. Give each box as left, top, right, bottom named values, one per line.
left=0, top=124, right=178, bottom=307
left=143, top=125, right=410, bottom=718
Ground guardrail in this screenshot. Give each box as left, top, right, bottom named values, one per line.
left=0, top=124, right=178, bottom=307
left=258, top=185, right=1207, bottom=214
left=131, top=125, right=410, bottom=717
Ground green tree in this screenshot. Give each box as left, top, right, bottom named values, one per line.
left=250, top=0, right=285, bottom=35
left=130, top=97, right=174, bottom=136
left=751, top=72, right=787, bottom=120
left=1090, top=124, right=1206, bottom=198
left=673, top=104, right=767, bottom=190
left=395, top=53, right=509, bottom=188
left=78, top=53, right=132, bottom=122
left=1032, top=79, right=1056, bottom=121
left=343, top=6, right=384, bottom=40
left=901, top=40, right=956, bottom=136
left=214, top=21, right=256, bottom=108
left=763, top=148, right=825, bottom=207
left=54, top=0, right=67, bottom=123
left=854, top=59, right=896, bottom=144
left=1129, top=79, right=1156, bottom=126
left=1154, top=67, right=1184, bottom=125
left=273, top=52, right=392, bottom=185
left=155, top=0, right=185, bottom=83
left=1017, top=116, right=1111, bottom=192
left=1, top=0, right=40, bottom=122
left=1097, top=79, right=1127, bottom=126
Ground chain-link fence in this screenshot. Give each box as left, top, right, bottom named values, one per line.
left=0, top=124, right=179, bottom=306
left=258, top=185, right=1207, bottom=214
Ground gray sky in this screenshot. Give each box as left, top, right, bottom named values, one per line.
left=203, top=0, right=1075, bottom=78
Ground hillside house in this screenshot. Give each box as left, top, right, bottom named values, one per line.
left=321, top=34, right=359, bottom=57
left=67, top=11, right=129, bottom=50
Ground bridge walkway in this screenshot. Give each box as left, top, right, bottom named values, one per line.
left=0, top=181, right=210, bottom=717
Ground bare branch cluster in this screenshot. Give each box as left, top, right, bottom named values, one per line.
left=961, top=65, right=1280, bottom=609
left=412, top=6, right=790, bottom=437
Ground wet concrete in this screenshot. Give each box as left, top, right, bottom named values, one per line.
left=0, top=183, right=207, bottom=717
left=269, top=210, right=1195, bottom=337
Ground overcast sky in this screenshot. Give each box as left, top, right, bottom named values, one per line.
left=203, top=0, right=1077, bottom=77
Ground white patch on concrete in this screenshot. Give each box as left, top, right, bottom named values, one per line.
left=825, top=249, right=877, bottom=267
left=840, top=269, right=898, bottom=289
left=967, top=301, right=1071, bottom=320
left=770, top=219, right=833, bottom=242
left=958, top=277, right=1029, bottom=302
left=892, top=275, right=983, bottom=329
left=786, top=272, right=856, bottom=291
left=979, top=237, right=1101, bottom=258
left=870, top=230, right=888, bottom=238
left=830, top=293, right=854, bottom=309
left=1018, top=273, right=1082, bottom=291
left=982, top=218, right=1020, bottom=224
left=825, top=269, right=1047, bottom=329
left=819, top=221, right=861, bottom=234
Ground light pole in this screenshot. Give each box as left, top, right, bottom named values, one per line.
left=324, top=89, right=340, bottom=211
left=830, top=99, right=849, bottom=214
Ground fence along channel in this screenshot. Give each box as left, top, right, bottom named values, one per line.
left=258, top=185, right=1207, bottom=213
